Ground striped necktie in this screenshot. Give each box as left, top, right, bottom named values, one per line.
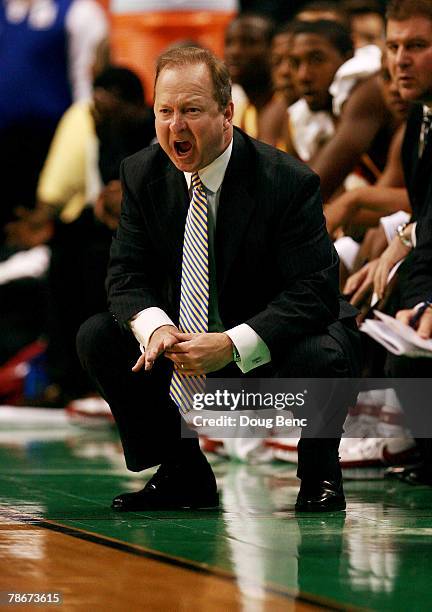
left=170, top=172, right=209, bottom=415
left=419, top=110, right=432, bottom=158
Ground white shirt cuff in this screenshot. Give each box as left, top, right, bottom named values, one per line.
left=334, top=236, right=360, bottom=274
left=379, top=210, right=411, bottom=245
left=130, top=307, right=175, bottom=350
left=225, top=324, right=271, bottom=374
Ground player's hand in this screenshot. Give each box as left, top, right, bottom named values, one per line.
left=164, top=332, right=233, bottom=375
left=132, top=325, right=180, bottom=372
left=373, top=235, right=411, bottom=299
left=5, top=206, right=54, bottom=248
left=343, top=259, right=379, bottom=307
left=323, top=190, right=355, bottom=236
left=94, top=181, right=122, bottom=231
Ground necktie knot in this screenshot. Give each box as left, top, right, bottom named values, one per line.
left=191, top=172, right=204, bottom=194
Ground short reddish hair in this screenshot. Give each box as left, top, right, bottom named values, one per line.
left=386, top=0, right=432, bottom=22
left=155, top=47, right=231, bottom=111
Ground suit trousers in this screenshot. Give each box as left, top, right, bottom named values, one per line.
left=77, top=313, right=360, bottom=478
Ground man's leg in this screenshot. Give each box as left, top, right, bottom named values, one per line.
left=76, top=312, right=218, bottom=509
left=274, top=319, right=361, bottom=511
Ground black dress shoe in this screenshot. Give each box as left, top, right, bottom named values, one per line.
left=384, top=464, right=422, bottom=481
left=295, top=479, right=346, bottom=513
left=398, top=466, right=432, bottom=486
left=111, top=460, right=219, bottom=511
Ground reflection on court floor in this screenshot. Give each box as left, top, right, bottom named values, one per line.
left=0, top=407, right=431, bottom=611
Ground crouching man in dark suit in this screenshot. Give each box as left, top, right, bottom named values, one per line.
left=77, top=46, right=360, bottom=513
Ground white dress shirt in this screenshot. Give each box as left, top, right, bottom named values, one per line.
left=130, top=140, right=271, bottom=373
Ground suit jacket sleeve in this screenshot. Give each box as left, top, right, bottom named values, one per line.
left=106, top=156, right=170, bottom=327
left=244, top=170, right=342, bottom=355
left=399, top=216, right=432, bottom=308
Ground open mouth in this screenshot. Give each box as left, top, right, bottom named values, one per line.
left=174, top=140, right=193, bottom=156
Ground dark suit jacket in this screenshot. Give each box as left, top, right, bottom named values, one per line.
left=397, top=105, right=432, bottom=308
left=402, top=104, right=432, bottom=221
left=107, top=128, right=355, bottom=359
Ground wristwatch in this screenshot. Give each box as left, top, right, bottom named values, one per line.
left=396, top=222, right=412, bottom=248
left=232, top=344, right=241, bottom=363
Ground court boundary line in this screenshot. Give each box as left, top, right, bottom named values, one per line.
left=0, top=506, right=358, bottom=611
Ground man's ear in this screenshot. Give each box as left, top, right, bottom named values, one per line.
left=223, top=101, right=234, bottom=128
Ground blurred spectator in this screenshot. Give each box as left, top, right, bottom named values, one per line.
left=295, top=1, right=350, bottom=27
left=224, top=13, right=287, bottom=143
left=285, top=19, right=354, bottom=160
left=270, top=23, right=298, bottom=109
left=3, top=66, right=155, bottom=405
left=43, top=66, right=155, bottom=405
left=0, top=0, right=108, bottom=235
left=260, top=23, right=299, bottom=149
left=359, top=0, right=432, bottom=486
left=324, top=61, right=411, bottom=238
left=342, top=0, right=432, bottom=313
left=239, top=0, right=308, bottom=23
left=343, top=0, right=386, bottom=50
left=6, top=66, right=154, bottom=241
left=260, top=1, right=354, bottom=152
left=92, top=67, right=156, bottom=184
left=256, top=22, right=302, bottom=150
left=308, top=43, right=404, bottom=201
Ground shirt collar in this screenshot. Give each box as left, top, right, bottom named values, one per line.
left=184, top=139, right=233, bottom=193
left=423, top=104, right=432, bottom=118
